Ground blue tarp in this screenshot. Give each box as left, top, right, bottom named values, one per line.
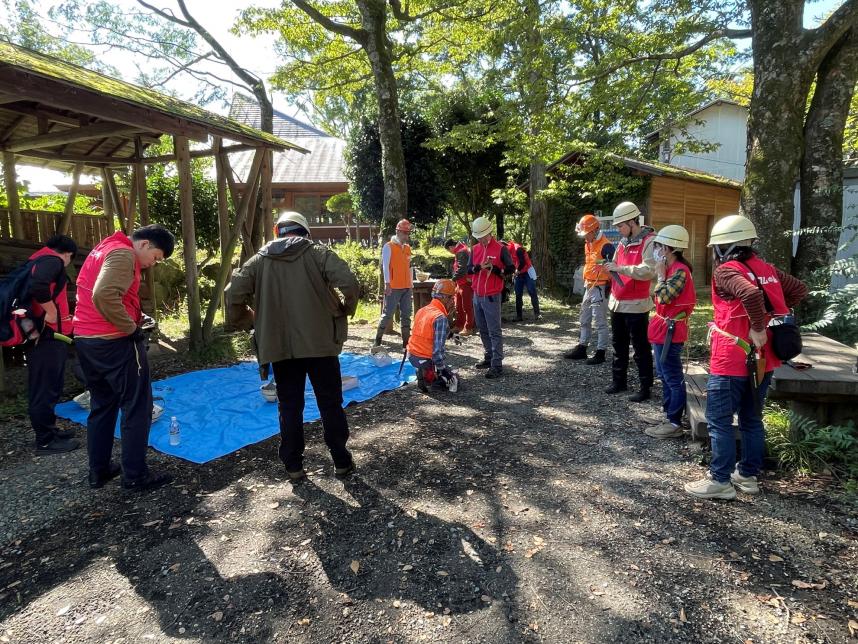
left=55, top=352, right=415, bottom=464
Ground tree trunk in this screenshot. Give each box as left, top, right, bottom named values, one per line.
left=357, top=0, right=407, bottom=235
left=742, top=0, right=814, bottom=269
left=175, top=135, right=203, bottom=351
left=529, top=160, right=553, bottom=285
left=795, top=28, right=858, bottom=286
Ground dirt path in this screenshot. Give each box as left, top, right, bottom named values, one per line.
left=1, top=301, right=856, bottom=643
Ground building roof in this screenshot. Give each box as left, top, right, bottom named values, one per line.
left=643, top=98, right=746, bottom=141
left=0, top=41, right=304, bottom=172
left=228, top=94, right=347, bottom=185
left=547, top=149, right=743, bottom=190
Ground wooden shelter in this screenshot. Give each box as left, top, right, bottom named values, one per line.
left=0, top=41, right=306, bottom=354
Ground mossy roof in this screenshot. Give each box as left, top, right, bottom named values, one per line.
left=0, top=41, right=304, bottom=151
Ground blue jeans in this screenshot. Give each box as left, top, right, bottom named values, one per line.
left=653, top=343, right=685, bottom=426
left=473, top=293, right=503, bottom=368
left=514, top=273, right=539, bottom=318
left=706, top=372, right=772, bottom=483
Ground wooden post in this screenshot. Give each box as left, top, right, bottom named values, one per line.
left=101, top=168, right=115, bottom=235
left=2, top=151, right=23, bottom=239
left=58, top=162, right=83, bottom=236
left=214, top=138, right=231, bottom=321
left=134, top=156, right=156, bottom=319
left=175, top=135, right=203, bottom=351
left=103, top=169, right=126, bottom=232
left=202, top=148, right=265, bottom=342
left=261, top=149, right=274, bottom=243
left=125, top=164, right=138, bottom=236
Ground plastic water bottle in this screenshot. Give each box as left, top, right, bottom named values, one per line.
left=169, top=416, right=181, bottom=446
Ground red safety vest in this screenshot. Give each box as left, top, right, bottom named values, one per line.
left=452, top=242, right=471, bottom=286
left=612, top=232, right=654, bottom=300
left=407, top=298, right=447, bottom=359
left=506, top=241, right=532, bottom=273
left=647, top=261, right=696, bottom=344
left=709, top=256, right=789, bottom=377
left=73, top=231, right=141, bottom=338
left=470, top=238, right=506, bottom=297
left=27, top=246, right=73, bottom=335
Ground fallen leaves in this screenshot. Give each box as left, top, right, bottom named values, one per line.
left=791, top=579, right=827, bottom=590
left=849, top=619, right=858, bottom=637
left=350, top=560, right=360, bottom=575
left=210, top=611, right=223, bottom=622
left=767, top=554, right=784, bottom=562
left=679, top=607, right=688, bottom=623
left=525, top=535, right=545, bottom=559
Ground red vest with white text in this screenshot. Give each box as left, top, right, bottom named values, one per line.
left=647, top=261, right=696, bottom=344
left=471, top=238, right=505, bottom=297
left=709, top=256, right=789, bottom=376
left=612, top=232, right=654, bottom=300
left=73, top=232, right=141, bottom=337
left=28, top=246, right=73, bottom=335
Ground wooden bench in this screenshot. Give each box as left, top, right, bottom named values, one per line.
left=684, top=333, right=858, bottom=442
left=769, top=332, right=858, bottom=433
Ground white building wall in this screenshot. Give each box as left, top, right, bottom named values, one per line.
left=664, top=103, right=748, bottom=181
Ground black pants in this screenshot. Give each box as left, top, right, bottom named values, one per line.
left=27, top=337, right=68, bottom=446
left=272, top=356, right=352, bottom=472
left=76, top=336, right=153, bottom=482
left=610, top=311, right=653, bottom=389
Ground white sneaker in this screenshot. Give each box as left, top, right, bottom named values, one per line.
left=644, top=422, right=683, bottom=439
left=730, top=468, right=760, bottom=494
left=684, top=472, right=736, bottom=500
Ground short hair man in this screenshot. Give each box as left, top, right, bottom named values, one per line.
left=26, top=234, right=79, bottom=455
left=227, top=211, right=360, bottom=482
left=467, top=217, right=515, bottom=379
left=506, top=239, right=541, bottom=322
left=373, top=219, right=413, bottom=350
left=443, top=238, right=475, bottom=335
left=74, top=224, right=175, bottom=491
left=602, top=202, right=656, bottom=402
left=406, top=278, right=460, bottom=393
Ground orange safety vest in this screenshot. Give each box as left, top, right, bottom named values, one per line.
left=386, top=240, right=412, bottom=289
left=582, top=234, right=611, bottom=286
left=406, top=298, right=448, bottom=359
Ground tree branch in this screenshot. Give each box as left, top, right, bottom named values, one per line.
left=802, top=0, right=858, bottom=65
left=291, top=0, right=365, bottom=43
left=135, top=0, right=191, bottom=27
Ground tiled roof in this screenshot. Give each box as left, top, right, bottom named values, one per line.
left=228, top=94, right=347, bottom=184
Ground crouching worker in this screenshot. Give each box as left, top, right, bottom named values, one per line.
left=644, top=225, right=695, bottom=439
left=406, top=279, right=460, bottom=393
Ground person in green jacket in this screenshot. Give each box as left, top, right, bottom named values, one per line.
left=226, top=211, right=360, bottom=482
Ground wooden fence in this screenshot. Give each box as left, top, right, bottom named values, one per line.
left=0, top=208, right=111, bottom=248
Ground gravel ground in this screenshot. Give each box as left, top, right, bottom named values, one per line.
left=1, top=298, right=856, bottom=643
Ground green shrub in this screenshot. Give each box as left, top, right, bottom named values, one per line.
left=336, top=241, right=381, bottom=299
left=765, top=404, right=858, bottom=490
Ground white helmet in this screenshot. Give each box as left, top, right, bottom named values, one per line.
left=612, top=201, right=641, bottom=226
left=275, top=211, right=310, bottom=237
left=653, top=225, right=690, bottom=250
left=471, top=216, right=493, bottom=238
left=708, top=214, right=757, bottom=247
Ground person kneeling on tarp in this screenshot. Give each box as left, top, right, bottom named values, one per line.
left=406, top=279, right=460, bottom=393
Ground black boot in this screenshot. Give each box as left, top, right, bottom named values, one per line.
left=629, top=386, right=651, bottom=403
left=604, top=381, right=627, bottom=394
left=585, top=349, right=606, bottom=365
left=563, top=344, right=588, bottom=360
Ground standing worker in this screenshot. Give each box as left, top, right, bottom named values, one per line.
left=644, top=225, right=696, bottom=439
left=25, top=235, right=80, bottom=455
left=444, top=238, right=475, bottom=336
left=406, top=279, right=460, bottom=393
left=468, top=217, right=515, bottom=379
left=565, top=214, right=614, bottom=365
left=507, top=240, right=541, bottom=322
left=684, top=215, right=806, bottom=500
left=603, top=201, right=656, bottom=402
left=74, top=224, right=175, bottom=491
left=227, top=211, right=360, bottom=482
left=373, top=219, right=413, bottom=351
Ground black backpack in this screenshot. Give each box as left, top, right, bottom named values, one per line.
left=0, top=257, right=64, bottom=346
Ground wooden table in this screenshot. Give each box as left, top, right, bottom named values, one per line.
left=769, top=332, right=858, bottom=429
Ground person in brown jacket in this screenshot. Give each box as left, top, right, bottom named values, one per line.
left=226, top=211, right=360, bottom=482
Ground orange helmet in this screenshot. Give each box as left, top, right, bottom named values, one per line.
left=396, top=219, right=412, bottom=233
left=575, top=213, right=600, bottom=236
left=432, top=279, right=456, bottom=298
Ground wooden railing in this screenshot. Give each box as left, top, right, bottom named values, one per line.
left=0, top=208, right=111, bottom=248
